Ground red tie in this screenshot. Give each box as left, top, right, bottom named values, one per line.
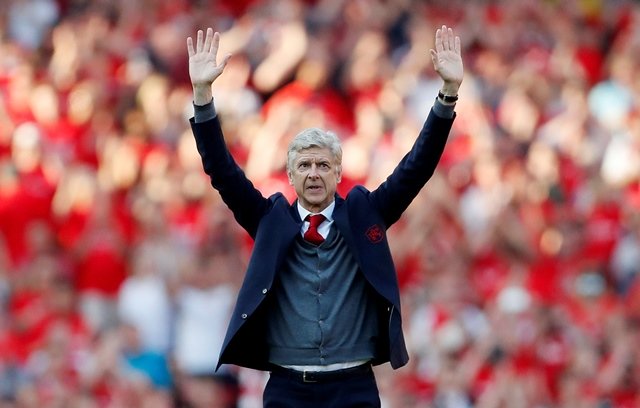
left=304, top=214, right=326, bottom=245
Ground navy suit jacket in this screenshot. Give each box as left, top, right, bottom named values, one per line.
left=191, top=107, right=455, bottom=372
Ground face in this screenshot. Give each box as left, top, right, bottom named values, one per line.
left=288, top=147, right=341, bottom=213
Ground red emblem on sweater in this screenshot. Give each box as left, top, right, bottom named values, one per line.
left=365, top=225, right=384, bottom=243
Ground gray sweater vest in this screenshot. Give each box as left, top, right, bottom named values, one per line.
left=266, top=226, right=379, bottom=366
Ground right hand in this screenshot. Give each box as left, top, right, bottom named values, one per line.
left=187, top=28, right=231, bottom=103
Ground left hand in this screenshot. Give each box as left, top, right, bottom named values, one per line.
left=430, top=25, right=464, bottom=95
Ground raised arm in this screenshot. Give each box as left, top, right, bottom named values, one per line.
left=430, top=25, right=464, bottom=100
left=370, top=25, right=463, bottom=226
left=187, top=27, right=231, bottom=105
left=188, top=28, right=269, bottom=238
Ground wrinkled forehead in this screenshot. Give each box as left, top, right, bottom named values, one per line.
left=293, top=146, right=338, bottom=163
left=288, top=146, right=340, bottom=167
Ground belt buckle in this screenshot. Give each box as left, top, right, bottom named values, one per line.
left=302, top=370, right=317, bottom=383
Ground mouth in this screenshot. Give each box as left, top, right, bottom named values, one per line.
left=306, top=185, right=323, bottom=192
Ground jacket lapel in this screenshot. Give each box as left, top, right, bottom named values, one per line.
left=330, top=195, right=357, bottom=253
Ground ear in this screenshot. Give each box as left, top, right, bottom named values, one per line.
left=287, top=170, right=294, bottom=185
left=336, top=165, right=342, bottom=183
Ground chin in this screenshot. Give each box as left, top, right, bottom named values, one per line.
left=305, top=199, right=326, bottom=209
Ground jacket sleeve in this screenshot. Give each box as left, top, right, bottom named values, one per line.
left=369, top=105, right=455, bottom=228
left=190, top=116, right=270, bottom=238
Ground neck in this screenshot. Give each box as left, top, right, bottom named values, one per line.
left=298, top=199, right=335, bottom=216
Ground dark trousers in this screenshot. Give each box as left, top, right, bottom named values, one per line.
left=263, top=365, right=381, bottom=408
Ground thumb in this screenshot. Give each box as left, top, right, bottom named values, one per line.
left=429, top=49, right=439, bottom=69
left=220, top=53, right=232, bottom=70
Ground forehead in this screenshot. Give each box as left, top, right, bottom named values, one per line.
left=293, top=147, right=336, bottom=162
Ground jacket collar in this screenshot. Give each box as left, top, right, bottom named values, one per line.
left=289, top=193, right=344, bottom=223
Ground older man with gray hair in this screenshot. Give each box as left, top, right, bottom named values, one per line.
left=187, top=24, right=463, bottom=408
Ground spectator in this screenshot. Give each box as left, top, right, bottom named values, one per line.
left=117, top=248, right=172, bottom=354
left=173, top=250, right=236, bottom=377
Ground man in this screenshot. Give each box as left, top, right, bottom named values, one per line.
left=188, top=25, right=463, bottom=407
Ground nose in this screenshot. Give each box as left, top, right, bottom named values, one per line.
left=308, top=164, right=319, bottom=178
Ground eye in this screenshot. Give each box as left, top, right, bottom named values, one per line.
left=298, top=162, right=310, bottom=170
left=319, top=163, right=330, bottom=170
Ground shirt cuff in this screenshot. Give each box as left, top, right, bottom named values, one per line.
left=193, top=99, right=217, bottom=123
left=432, top=98, right=455, bottom=119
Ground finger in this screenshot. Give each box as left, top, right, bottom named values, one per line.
left=440, top=25, right=448, bottom=51
left=203, top=28, right=214, bottom=55
left=435, top=28, right=443, bottom=53
left=187, top=36, right=195, bottom=57
left=196, top=29, right=204, bottom=53
left=211, top=31, right=220, bottom=56
left=455, top=35, right=461, bottom=55
left=447, top=27, right=455, bottom=51
left=429, top=49, right=438, bottom=68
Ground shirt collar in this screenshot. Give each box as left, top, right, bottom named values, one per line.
left=297, top=200, right=335, bottom=222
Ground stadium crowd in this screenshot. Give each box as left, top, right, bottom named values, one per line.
left=1, top=0, right=640, bottom=407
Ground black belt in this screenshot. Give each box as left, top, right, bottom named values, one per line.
left=269, top=363, right=373, bottom=383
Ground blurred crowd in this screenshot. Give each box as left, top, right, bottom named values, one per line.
left=1, top=0, right=640, bottom=407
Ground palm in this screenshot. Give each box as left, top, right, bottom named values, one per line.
left=189, top=51, right=221, bottom=85
left=433, top=49, right=463, bottom=84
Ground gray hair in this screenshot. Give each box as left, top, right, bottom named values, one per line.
left=286, top=127, right=343, bottom=171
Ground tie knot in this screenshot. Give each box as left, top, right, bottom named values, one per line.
left=304, top=214, right=326, bottom=245
left=306, top=214, right=326, bottom=228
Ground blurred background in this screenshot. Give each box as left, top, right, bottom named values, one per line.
left=1, top=0, right=640, bottom=407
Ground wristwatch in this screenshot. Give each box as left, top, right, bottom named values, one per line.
left=438, top=90, right=458, bottom=103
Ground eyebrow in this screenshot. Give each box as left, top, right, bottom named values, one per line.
left=297, top=157, right=331, bottom=164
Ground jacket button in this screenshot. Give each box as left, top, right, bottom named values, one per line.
left=262, top=288, right=268, bottom=294
left=241, top=313, right=248, bottom=319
